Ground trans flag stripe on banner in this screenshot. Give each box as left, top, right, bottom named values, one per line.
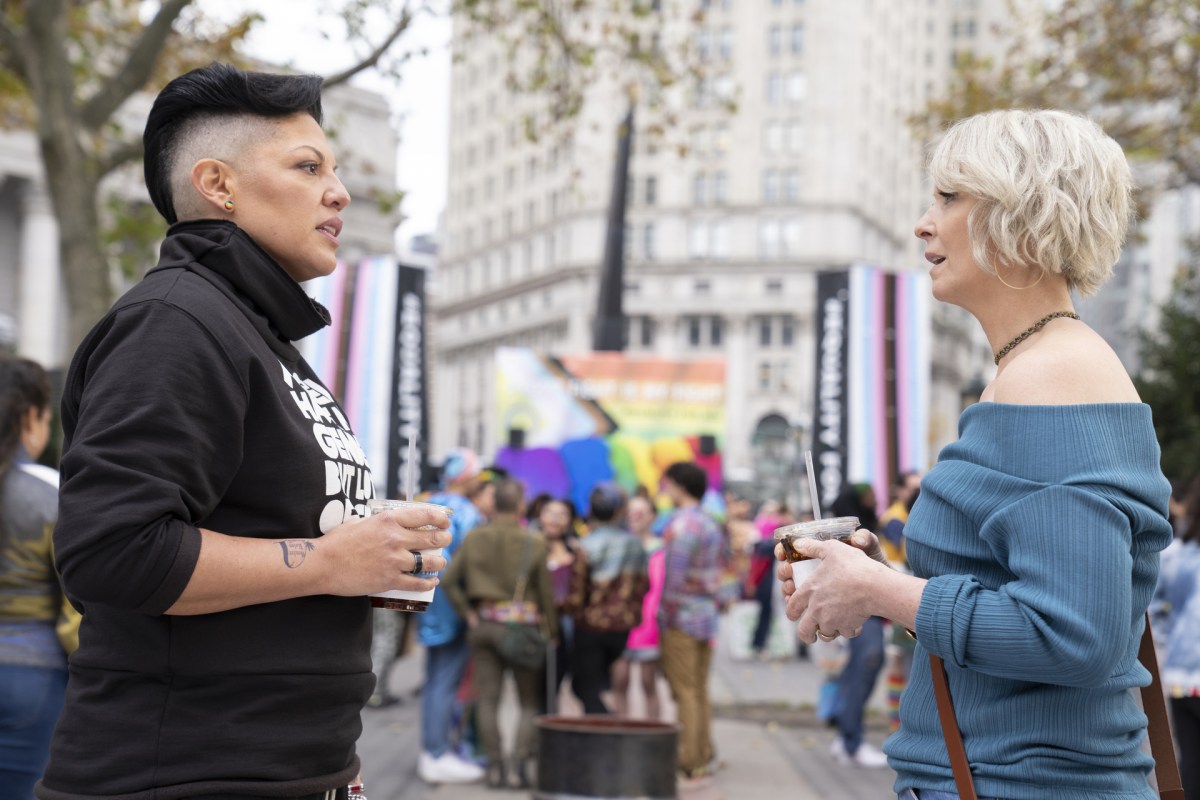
left=300, top=257, right=422, bottom=500
left=847, top=263, right=931, bottom=514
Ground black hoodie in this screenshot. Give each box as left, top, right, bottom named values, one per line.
left=40, top=220, right=375, bottom=800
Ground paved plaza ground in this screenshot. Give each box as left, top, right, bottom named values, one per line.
left=356, top=606, right=900, bottom=800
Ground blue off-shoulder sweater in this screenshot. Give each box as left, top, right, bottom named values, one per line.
left=886, top=403, right=1173, bottom=800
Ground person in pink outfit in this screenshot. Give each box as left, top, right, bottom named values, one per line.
left=611, top=494, right=666, bottom=719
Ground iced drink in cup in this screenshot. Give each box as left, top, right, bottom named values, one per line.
left=774, top=516, right=860, bottom=563
left=367, top=498, right=451, bottom=612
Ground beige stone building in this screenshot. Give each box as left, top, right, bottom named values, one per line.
left=431, top=0, right=1030, bottom=502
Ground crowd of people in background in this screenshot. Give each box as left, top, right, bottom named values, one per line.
left=356, top=442, right=942, bottom=788
left=373, top=438, right=1200, bottom=798
left=7, top=355, right=1200, bottom=797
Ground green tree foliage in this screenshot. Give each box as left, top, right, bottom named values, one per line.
left=1136, top=255, right=1200, bottom=483
left=0, top=0, right=701, bottom=357
left=0, top=1, right=263, bottom=352
left=454, top=0, right=709, bottom=147
left=919, top=0, right=1200, bottom=209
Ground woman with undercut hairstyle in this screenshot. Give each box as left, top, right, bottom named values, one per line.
left=778, top=110, right=1173, bottom=800
left=37, top=63, right=451, bottom=800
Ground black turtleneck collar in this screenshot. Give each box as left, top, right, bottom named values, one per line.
left=152, top=219, right=331, bottom=348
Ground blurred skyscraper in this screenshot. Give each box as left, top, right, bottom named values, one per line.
left=431, top=0, right=1033, bottom=498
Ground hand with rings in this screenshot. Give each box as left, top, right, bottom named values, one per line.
left=319, top=504, right=451, bottom=598
left=815, top=625, right=865, bottom=642
left=776, top=532, right=887, bottom=645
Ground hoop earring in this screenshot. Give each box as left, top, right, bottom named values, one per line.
left=223, top=199, right=235, bottom=212
left=995, top=266, right=1044, bottom=291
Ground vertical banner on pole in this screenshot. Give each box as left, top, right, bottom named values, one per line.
left=847, top=264, right=933, bottom=511
left=812, top=270, right=850, bottom=513
left=388, top=264, right=430, bottom=500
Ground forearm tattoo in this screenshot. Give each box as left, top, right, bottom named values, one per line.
left=279, top=540, right=315, bottom=568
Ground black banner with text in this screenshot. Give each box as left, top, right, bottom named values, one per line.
left=812, top=270, right=850, bottom=514
left=386, top=264, right=430, bottom=500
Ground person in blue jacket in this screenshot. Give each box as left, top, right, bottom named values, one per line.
left=417, top=448, right=489, bottom=784
left=778, top=110, right=1173, bottom=800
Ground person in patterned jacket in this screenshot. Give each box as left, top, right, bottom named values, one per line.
left=658, top=462, right=726, bottom=781
left=568, top=483, right=649, bottom=713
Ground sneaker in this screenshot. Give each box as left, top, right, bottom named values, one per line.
left=829, top=738, right=888, bottom=769
left=418, top=751, right=485, bottom=784
left=850, top=742, right=889, bottom=768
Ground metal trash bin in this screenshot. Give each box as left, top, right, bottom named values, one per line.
left=534, top=715, right=679, bottom=800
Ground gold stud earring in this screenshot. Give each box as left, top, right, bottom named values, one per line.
left=223, top=199, right=235, bottom=212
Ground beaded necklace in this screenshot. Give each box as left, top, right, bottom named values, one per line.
left=992, top=311, right=1079, bottom=365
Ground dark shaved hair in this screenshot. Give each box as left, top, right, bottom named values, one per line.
left=143, top=62, right=325, bottom=224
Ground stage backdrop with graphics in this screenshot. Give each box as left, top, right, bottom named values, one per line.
left=299, top=258, right=430, bottom=501
left=811, top=264, right=931, bottom=515
left=494, top=348, right=726, bottom=515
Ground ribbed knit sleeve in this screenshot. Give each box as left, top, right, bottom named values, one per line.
left=889, top=403, right=1173, bottom=800
left=917, top=485, right=1135, bottom=685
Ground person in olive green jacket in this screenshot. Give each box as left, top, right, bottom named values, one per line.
left=443, top=479, right=558, bottom=789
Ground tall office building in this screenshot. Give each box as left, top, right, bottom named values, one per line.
left=433, top=0, right=1033, bottom=498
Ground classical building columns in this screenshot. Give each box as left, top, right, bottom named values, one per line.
left=18, top=180, right=63, bottom=367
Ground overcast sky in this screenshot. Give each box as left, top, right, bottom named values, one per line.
left=201, top=0, right=451, bottom=248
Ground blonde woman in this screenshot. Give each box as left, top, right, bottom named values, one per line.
left=780, top=110, right=1173, bottom=800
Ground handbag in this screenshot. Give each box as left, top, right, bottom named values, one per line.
left=931, top=612, right=1184, bottom=800
left=497, top=532, right=549, bottom=671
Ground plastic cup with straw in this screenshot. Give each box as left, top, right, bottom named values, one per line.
left=366, top=436, right=451, bottom=611
left=774, top=450, right=859, bottom=563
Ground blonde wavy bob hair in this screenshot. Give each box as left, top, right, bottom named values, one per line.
left=927, top=109, right=1133, bottom=296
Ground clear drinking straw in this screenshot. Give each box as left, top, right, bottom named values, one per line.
left=405, top=437, right=416, bottom=502
left=804, top=449, right=822, bottom=520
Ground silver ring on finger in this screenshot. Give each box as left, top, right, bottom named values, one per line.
left=408, top=550, right=424, bottom=575
left=816, top=628, right=837, bottom=642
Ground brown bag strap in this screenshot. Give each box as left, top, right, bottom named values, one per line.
left=930, top=614, right=1184, bottom=800
left=929, top=653, right=978, bottom=800
left=1138, top=612, right=1186, bottom=800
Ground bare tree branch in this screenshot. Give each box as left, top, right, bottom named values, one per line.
left=322, top=9, right=413, bottom=88
left=79, top=0, right=192, bottom=130
left=96, top=135, right=145, bottom=180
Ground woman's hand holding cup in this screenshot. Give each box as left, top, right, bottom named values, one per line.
left=774, top=524, right=889, bottom=643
